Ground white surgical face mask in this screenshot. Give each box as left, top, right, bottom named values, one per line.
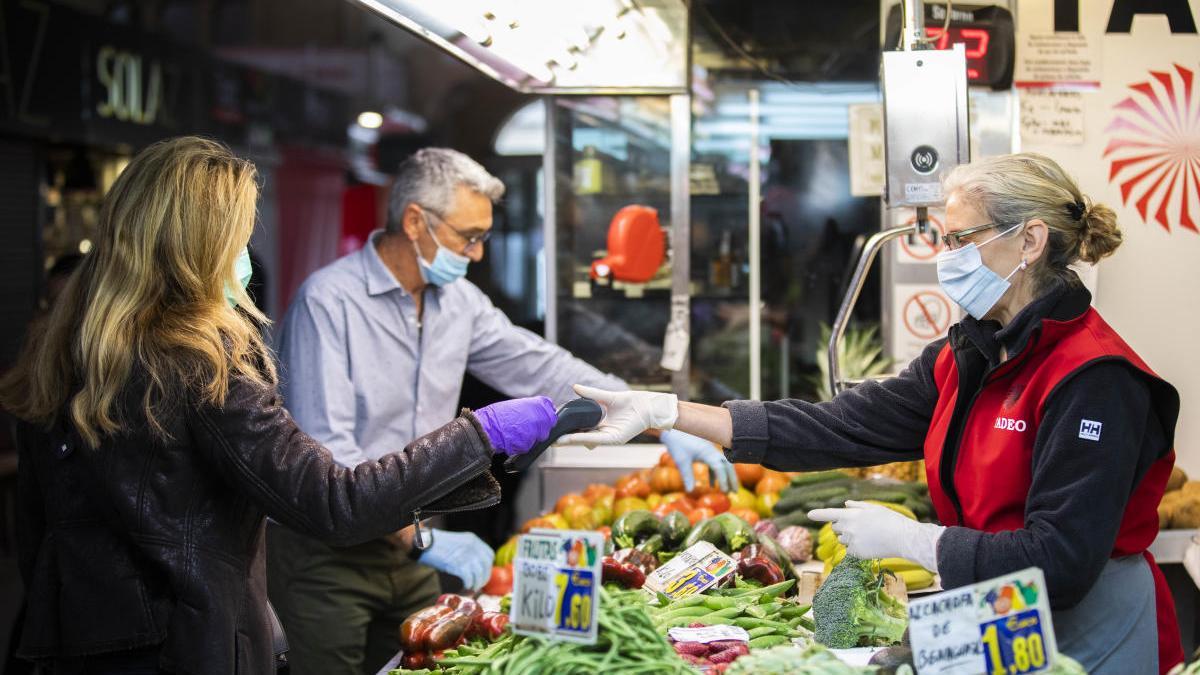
left=936, top=222, right=1027, bottom=320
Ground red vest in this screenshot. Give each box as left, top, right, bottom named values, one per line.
left=923, top=307, right=1182, bottom=673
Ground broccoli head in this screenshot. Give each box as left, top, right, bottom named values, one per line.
left=813, top=555, right=909, bottom=649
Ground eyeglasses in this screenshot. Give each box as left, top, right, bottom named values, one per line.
left=943, top=221, right=1008, bottom=250
left=420, top=206, right=492, bottom=249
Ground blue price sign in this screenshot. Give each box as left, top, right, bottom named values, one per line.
left=980, top=610, right=1050, bottom=674
left=555, top=570, right=595, bottom=634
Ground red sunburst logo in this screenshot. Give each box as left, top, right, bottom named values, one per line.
left=1103, top=63, right=1200, bottom=233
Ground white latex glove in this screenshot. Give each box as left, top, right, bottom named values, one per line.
left=558, top=384, right=678, bottom=447
left=661, top=429, right=739, bottom=493
left=807, top=500, right=946, bottom=573
left=418, top=529, right=495, bottom=591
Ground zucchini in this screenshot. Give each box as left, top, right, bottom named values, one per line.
left=849, top=489, right=911, bottom=504
left=612, top=510, right=662, bottom=549
left=713, top=512, right=756, bottom=552
left=775, top=484, right=850, bottom=513
left=683, top=518, right=724, bottom=549
left=662, top=511, right=691, bottom=548
left=636, top=533, right=665, bottom=556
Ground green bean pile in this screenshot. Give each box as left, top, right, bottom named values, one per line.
left=393, top=586, right=691, bottom=675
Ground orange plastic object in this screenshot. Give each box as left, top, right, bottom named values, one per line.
left=589, top=205, right=665, bottom=284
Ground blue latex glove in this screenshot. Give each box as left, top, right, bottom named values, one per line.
left=475, top=396, right=557, bottom=457
left=418, top=529, right=495, bottom=591
left=660, top=429, right=739, bottom=493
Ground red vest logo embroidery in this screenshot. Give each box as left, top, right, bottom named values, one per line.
left=994, top=416, right=1028, bottom=432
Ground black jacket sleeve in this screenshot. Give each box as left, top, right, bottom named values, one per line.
left=722, top=339, right=945, bottom=471
left=936, top=360, right=1164, bottom=609
left=14, top=421, right=45, bottom=584
left=191, top=373, right=497, bottom=547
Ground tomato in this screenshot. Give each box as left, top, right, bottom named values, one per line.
left=661, top=493, right=696, bottom=510
left=729, top=507, right=761, bottom=525
left=596, top=525, right=612, bottom=540
left=481, top=565, right=513, bottom=596
left=556, top=492, right=588, bottom=514
left=658, top=451, right=675, bottom=467
left=613, top=497, right=649, bottom=519
left=583, top=483, right=615, bottom=502
left=697, top=492, right=731, bottom=514
left=734, top=463, right=764, bottom=488
left=615, top=474, right=651, bottom=500
left=755, top=474, right=789, bottom=496
left=650, top=466, right=684, bottom=494
left=688, top=463, right=715, bottom=497
left=688, top=507, right=716, bottom=525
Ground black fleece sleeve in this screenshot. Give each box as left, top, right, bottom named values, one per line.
left=722, top=338, right=945, bottom=471
left=936, top=361, right=1163, bottom=610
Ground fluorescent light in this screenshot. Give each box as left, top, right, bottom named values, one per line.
left=357, top=111, right=384, bottom=129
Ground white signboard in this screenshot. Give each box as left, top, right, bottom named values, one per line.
left=1020, top=90, right=1086, bottom=145
left=909, top=567, right=1058, bottom=675
left=849, top=103, right=885, bottom=197
left=511, top=529, right=603, bottom=644
left=891, top=283, right=957, bottom=364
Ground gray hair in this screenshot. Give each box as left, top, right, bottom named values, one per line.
left=942, top=152, right=1122, bottom=291
left=387, top=148, right=505, bottom=233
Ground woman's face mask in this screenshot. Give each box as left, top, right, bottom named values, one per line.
left=414, top=215, right=470, bottom=286
left=936, top=222, right=1027, bottom=320
left=224, top=247, right=253, bottom=308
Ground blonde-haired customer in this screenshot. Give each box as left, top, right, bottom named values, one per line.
left=0, top=136, right=556, bottom=674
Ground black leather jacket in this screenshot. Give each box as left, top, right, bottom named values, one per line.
left=14, top=369, right=500, bottom=674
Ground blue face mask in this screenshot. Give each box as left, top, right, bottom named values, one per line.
left=414, top=218, right=470, bottom=286
left=225, top=247, right=253, bottom=308
left=936, top=222, right=1027, bottom=320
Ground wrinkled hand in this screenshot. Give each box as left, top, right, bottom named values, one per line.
left=661, top=429, right=739, bottom=493
left=418, top=529, right=495, bottom=591
left=558, top=385, right=678, bottom=447
left=807, top=500, right=945, bottom=572
left=475, top=396, right=557, bottom=457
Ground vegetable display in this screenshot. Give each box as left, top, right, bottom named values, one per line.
left=812, top=555, right=908, bottom=649
left=393, top=586, right=693, bottom=675
left=726, top=642, right=897, bottom=674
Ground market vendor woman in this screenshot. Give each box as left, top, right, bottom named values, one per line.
left=564, top=153, right=1182, bottom=674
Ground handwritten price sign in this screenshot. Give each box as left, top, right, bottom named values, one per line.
left=909, top=568, right=1058, bottom=675
left=511, top=530, right=602, bottom=644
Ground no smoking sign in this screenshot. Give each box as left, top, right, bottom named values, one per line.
left=903, top=291, right=952, bottom=340
left=895, top=211, right=946, bottom=264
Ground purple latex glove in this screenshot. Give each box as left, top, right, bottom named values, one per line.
left=474, top=396, right=558, bottom=457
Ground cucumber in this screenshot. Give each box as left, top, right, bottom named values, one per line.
left=683, top=518, right=724, bottom=549
left=788, top=470, right=851, bottom=487
left=772, top=511, right=817, bottom=529
left=849, top=489, right=911, bottom=504
left=775, top=485, right=850, bottom=514
left=612, top=510, right=662, bottom=549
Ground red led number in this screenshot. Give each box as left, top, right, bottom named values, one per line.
left=925, top=27, right=989, bottom=80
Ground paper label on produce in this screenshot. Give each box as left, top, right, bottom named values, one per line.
left=642, top=541, right=736, bottom=600
left=510, top=529, right=603, bottom=644
left=908, top=567, right=1058, bottom=675
left=667, top=625, right=750, bottom=644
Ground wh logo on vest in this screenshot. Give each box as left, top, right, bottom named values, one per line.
left=1079, top=419, right=1103, bottom=441
left=994, top=417, right=1027, bottom=432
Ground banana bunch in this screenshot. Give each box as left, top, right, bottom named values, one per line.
left=816, top=500, right=936, bottom=591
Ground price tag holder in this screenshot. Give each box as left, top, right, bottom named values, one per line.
left=642, top=541, right=736, bottom=600
left=510, top=529, right=603, bottom=644
left=908, top=567, right=1058, bottom=675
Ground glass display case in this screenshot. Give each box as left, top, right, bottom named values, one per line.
left=544, top=95, right=682, bottom=393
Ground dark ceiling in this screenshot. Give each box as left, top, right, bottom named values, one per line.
left=692, top=0, right=882, bottom=82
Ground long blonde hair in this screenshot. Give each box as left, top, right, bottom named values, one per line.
left=943, top=153, right=1122, bottom=290
left=0, top=136, right=275, bottom=447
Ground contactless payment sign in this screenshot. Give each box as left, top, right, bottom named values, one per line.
left=511, top=529, right=602, bottom=644
left=908, top=567, right=1058, bottom=675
